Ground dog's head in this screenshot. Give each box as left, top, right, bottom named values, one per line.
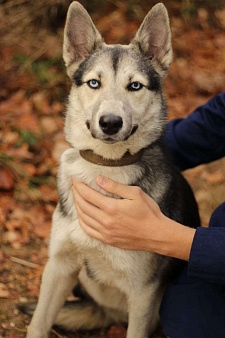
left=63, top=2, right=172, bottom=159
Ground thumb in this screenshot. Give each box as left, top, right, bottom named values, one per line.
left=96, top=176, right=136, bottom=199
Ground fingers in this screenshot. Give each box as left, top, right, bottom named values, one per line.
left=96, top=176, right=143, bottom=200
left=74, top=196, right=114, bottom=245
left=78, top=217, right=104, bottom=242
left=72, top=186, right=106, bottom=222
left=75, top=201, right=101, bottom=232
left=72, top=178, right=115, bottom=211
left=142, top=193, right=162, bottom=216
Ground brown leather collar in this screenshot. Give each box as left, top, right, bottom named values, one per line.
left=79, top=149, right=144, bottom=167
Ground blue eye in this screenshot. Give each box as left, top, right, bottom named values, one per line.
left=128, top=82, right=143, bottom=91
left=87, top=79, right=101, bottom=89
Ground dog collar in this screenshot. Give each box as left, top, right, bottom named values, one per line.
left=79, top=149, right=144, bottom=167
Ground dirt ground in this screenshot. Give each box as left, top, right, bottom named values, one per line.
left=0, top=1, right=225, bottom=337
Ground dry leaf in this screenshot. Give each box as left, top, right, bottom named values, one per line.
left=0, top=283, right=9, bottom=298
left=206, top=171, right=225, bottom=185
left=40, top=116, right=58, bottom=134
left=0, top=166, right=14, bottom=190
left=33, top=220, right=52, bottom=239
left=108, top=325, right=127, bottom=338
left=52, top=140, right=70, bottom=161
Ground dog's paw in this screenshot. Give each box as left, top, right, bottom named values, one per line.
left=18, top=302, right=37, bottom=316
left=26, top=324, right=49, bottom=338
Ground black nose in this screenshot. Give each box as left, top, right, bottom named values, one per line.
left=99, top=115, right=123, bottom=135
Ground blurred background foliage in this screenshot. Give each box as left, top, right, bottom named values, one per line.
left=1, top=0, right=225, bottom=97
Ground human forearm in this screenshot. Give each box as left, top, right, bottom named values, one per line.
left=153, top=215, right=196, bottom=261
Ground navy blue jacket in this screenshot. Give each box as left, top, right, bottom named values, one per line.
left=164, top=93, right=225, bottom=285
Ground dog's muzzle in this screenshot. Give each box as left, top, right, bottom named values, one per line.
left=99, top=114, right=123, bottom=135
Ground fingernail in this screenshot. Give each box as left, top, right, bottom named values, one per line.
left=97, top=176, right=107, bottom=186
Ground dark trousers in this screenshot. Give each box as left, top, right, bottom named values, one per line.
left=160, top=266, right=225, bottom=338
left=160, top=209, right=225, bottom=338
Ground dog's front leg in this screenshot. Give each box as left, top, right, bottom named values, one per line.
left=27, top=257, right=79, bottom=338
left=126, top=283, right=161, bottom=338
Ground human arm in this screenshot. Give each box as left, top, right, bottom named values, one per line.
left=164, top=93, right=225, bottom=170
left=164, top=92, right=225, bottom=283
left=73, top=178, right=225, bottom=284
left=72, top=177, right=195, bottom=261
left=188, top=202, right=225, bottom=284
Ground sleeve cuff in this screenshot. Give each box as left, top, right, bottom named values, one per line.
left=188, top=226, right=225, bottom=284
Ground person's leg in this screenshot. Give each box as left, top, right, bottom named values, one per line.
left=160, top=265, right=225, bottom=338
left=160, top=203, right=225, bottom=337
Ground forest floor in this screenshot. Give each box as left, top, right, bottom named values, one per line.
left=0, top=1, right=225, bottom=337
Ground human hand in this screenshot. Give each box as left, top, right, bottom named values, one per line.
left=72, top=177, right=195, bottom=260
left=72, top=176, right=165, bottom=251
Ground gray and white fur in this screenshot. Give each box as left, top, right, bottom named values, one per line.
left=24, top=3, right=200, bottom=337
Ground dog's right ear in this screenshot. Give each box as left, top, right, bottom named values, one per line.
left=131, top=3, right=172, bottom=75
left=63, top=2, right=103, bottom=75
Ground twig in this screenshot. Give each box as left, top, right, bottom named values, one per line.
left=14, top=326, right=27, bottom=333
left=51, top=328, right=68, bottom=338
left=15, top=326, right=67, bottom=337
left=10, top=257, right=41, bottom=269
left=3, top=0, right=29, bottom=9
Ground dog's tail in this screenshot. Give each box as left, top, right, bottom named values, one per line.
left=19, top=299, right=127, bottom=331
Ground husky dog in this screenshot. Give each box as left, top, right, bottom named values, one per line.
left=25, top=2, right=200, bottom=337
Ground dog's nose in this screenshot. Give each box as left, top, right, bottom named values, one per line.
left=99, top=115, right=123, bottom=135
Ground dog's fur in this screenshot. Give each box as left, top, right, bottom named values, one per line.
left=24, top=3, right=200, bottom=337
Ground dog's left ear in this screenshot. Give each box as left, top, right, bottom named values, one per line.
left=131, top=3, right=172, bottom=73
left=63, top=2, right=103, bottom=76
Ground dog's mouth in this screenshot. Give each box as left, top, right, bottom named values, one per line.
left=87, top=122, right=138, bottom=143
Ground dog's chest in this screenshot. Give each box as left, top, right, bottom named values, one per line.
left=52, top=148, right=162, bottom=289
left=57, top=148, right=144, bottom=216
left=80, top=247, right=154, bottom=291
left=51, top=205, right=156, bottom=290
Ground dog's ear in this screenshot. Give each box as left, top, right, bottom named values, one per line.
left=131, top=3, right=172, bottom=73
left=63, top=2, right=103, bottom=71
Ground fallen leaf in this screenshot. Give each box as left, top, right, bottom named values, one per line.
left=0, top=166, right=15, bottom=190
left=0, top=90, right=25, bottom=115
left=0, top=250, right=4, bottom=263
left=3, top=131, right=20, bottom=144
left=23, top=163, right=37, bottom=176
left=193, top=72, right=225, bottom=94
left=215, top=9, right=225, bottom=28
left=2, top=230, right=21, bottom=243
left=206, top=171, right=225, bottom=185
left=108, top=325, right=127, bottom=338
left=18, top=112, right=40, bottom=134
left=52, top=140, right=70, bottom=161
left=40, top=116, right=58, bottom=134
left=32, top=92, right=51, bottom=114
left=7, top=143, right=33, bottom=159
left=51, top=101, right=64, bottom=114
left=33, top=220, right=52, bottom=239
left=0, top=283, right=9, bottom=298
left=39, top=186, right=58, bottom=203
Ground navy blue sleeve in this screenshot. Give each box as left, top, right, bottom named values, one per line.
left=164, top=93, right=225, bottom=171
left=188, top=203, right=225, bottom=284
left=164, top=93, right=225, bottom=284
